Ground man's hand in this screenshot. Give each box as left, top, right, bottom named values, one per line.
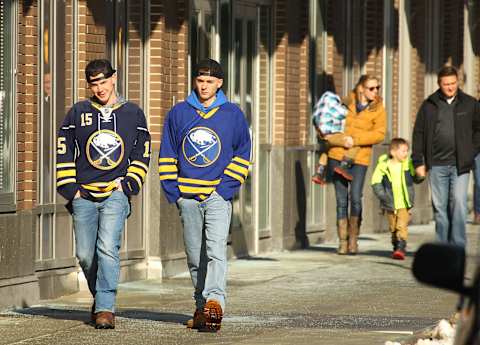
left=415, top=165, right=427, bottom=178
left=74, top=190, right=81, bottom=199
left=343, top=136, right=354, bottom=148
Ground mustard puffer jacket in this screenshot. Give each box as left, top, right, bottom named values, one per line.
left=328, top=93, right=387, bottom=166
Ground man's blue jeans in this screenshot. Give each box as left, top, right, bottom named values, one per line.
left=328, top=159, right=368, bottom=220
left=473, top=153, right=480, bottom=215
left=177, top=191, right=232, bottom=312
left=429, top=165, right=469, bottom=247
left=72, top=191, right=130, bottom=313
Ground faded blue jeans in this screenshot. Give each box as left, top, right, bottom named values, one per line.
left=429, top=165, right=469, bottom=248
left=177, top=191, right=232, bottom=312
left=473, top=153, right=480, bottom=215
left=72, top=191, right=130, bottom=313
left=328, top=159, right=368, bottom=220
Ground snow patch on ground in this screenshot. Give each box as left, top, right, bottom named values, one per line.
left=385, top=319, right=455, bottom=345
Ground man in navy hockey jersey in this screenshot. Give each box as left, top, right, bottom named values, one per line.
left=56, top=59, right=151, bottom=329
left=159, top=59, right=251, bottom=332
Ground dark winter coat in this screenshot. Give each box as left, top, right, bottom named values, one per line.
left=411, top=89, right=480, bottom=174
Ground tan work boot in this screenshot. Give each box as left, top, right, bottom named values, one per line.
left=186, top=309, right=206, bottom=329
left=348, top=216, right=360, bottom=254
left=337, top=218, right=348, bottom=255
left=200, top=299, right=223, bottom=332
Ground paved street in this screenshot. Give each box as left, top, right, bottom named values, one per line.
left=2, top=222, right=478, bottom=345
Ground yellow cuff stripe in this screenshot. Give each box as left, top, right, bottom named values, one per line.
left=224, top=169, right=245, bottom=183
left=177, top=177, right=221, bottom=186
left=227, top=163, right=249, bottom=177
left=56, top=178, right=77, bottom=187
left=233, top=156, right=250, bottom=166
left=131, top=160, right=149, bottom=171
left=198, top=194, right=208, bottom=200
left=159, top=174, right=178, bottom=181
left=179, top=185, right=215, bottom=194
left=56, top=162, right=76, bottom=168
left=127, top=172, right=143, bottom=187
left=57, top=169, right=76, bottom=178
left=128, top=166, right=147, bottom=180
left=158, top=165, right=178, bottom=173
left=158, top=157, right=177, bottom=163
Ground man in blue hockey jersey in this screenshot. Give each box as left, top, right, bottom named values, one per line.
left=159, top=59, right=251, bottom=332
left=56, top=59, right=151, bottom=329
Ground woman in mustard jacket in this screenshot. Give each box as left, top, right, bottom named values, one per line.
left=328, top=75, right=387, bottom=255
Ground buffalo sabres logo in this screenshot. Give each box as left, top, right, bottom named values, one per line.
left=182, top=127, right=221, bottom=167
left=86, top=130, right=124, bottom=170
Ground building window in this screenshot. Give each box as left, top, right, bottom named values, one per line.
left=0, top=0, right=15, bottom=207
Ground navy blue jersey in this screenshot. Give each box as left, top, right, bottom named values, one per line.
left=56, top=98, right=151, bottom=202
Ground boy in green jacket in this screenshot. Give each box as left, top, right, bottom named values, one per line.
left=371, top=138, right=424, bottom=260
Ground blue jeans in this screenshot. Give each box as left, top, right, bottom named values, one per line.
left=474, top=153, right=480, bottom=214
left=177, top=191, right=232, bottom=312
left=429, top=165, right=469, bottom=247
left=72, top=191, right=130, bottom=313
left=328, top=159, right=368, bottom=220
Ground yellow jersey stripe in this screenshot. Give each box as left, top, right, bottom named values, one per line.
left=196, top=107, right=219, bottom=119
left=158, top=157, right=177, bottom=163
left=131, top=160, right=149, bottom=171
left=179, top=185, right=215, bottom=194
left=159, top=174, right=178, bottom=181
left=224, top=169, right=245, bottom=183
left=128, top=166, right=147, bottom=180
left=127, top=172, right=143, bottom=187
left=86, top=182, right=111, bottom=187
left=81, top=182, right=117, bottom=192
left=158, top=165, right=178, bottom=173
left=177, top=177, right=221, bottom=186
left=90, top=190, right=114, bottom=198
left=227, top=163, right=249, bottom=177
left=233, top=156, right=250, bottom=166
left=57, top=169, right=76, bottom=178
left=198, top=194, right=208, bottom=200
left=56, top=178, right=77, bottom=187
left=56, top=162, right=76, bottom=169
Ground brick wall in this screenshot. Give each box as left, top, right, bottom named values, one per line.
left=409, top=1, right=427, bottom=125
left=17, top=1, right=38, bottom=211
left=77, top=1, right=111, bottom=100
left=149, top=0, right=188, bottom=149
left=127, top=1, right=144, bottom=106
left=273, top=0, right=309, bottom=146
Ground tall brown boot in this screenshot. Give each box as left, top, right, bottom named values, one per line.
left=348, top=216, right=360, bottom=255
left=337, top=218, right=348, bottom=255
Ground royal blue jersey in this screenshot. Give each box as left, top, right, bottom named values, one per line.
left=159, top=90, right=251, bottom=203
left=56, top=97, right=151, bottom=202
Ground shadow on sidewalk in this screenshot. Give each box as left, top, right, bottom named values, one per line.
left=15, top=307, right=190, bottom=325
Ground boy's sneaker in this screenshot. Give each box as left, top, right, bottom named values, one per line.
left=312, top=165, right=326, bottom=185
left=392, top=240, right=406, bottom=260
left=334, top=159, right=353, bottom=181
left=199, top=300, right=223, bottom=332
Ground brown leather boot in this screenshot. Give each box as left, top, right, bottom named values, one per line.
left=186, top=309, right=206, bottom=329
left=348, top=216, right=360, bottom=255
left=200, top=299, right=223, bottom=332
left=337, top=218, right=348, bottom=255
left=95, top=311, right=115, bottom=329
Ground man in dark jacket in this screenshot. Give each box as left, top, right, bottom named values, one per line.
left=412, top=65, right=480, bottom=248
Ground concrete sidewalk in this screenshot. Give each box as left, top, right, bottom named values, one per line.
left=2, top=222, right=478, bottom=345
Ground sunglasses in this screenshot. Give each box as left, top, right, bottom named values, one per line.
left=367, top=86, right=381, bottom=91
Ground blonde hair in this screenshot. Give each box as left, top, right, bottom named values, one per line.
left=354, top=74, right=379, bottom=102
